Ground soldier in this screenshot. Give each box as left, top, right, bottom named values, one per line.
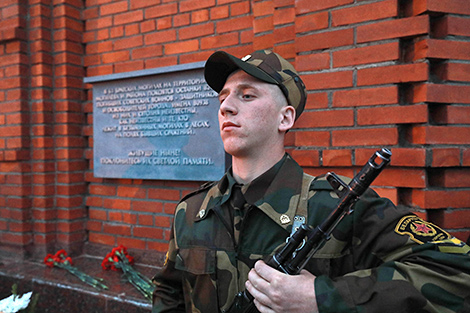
left=152, top=50, right=470, bottom=313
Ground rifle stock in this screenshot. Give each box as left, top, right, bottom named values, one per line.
left=225, top=148, right=392, bottom=313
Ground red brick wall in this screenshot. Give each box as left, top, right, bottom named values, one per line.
left=1, top=0, right=469, bottom=262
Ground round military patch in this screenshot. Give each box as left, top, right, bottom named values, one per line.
left=395, top=215, right=452, bottom=244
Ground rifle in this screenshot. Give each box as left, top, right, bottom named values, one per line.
left=226, top=148, right=392, bottom=313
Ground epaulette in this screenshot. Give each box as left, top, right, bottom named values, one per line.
left=179, top=180, right=217, bottom=203
left=310, top=174, right=352, bottom=191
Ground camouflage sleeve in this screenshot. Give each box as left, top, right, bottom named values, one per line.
left=314, top=189, right=470, bottom=313
left=152, top=224, right=186, bottom=313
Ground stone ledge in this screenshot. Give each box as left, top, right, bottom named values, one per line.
left=0, top=255, right=158, bottom=313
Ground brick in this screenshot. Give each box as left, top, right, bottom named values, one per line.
left=173, top=13, right=191, bottom=28
left=357, top=15, right=429, bottom=43
left=435, top=62, right=470, bottom=82
left=117, top=186, right=146, bottom=198
left=296, top=53, right=330, bottom=72
left=85, top=16, right=112, bottom=31
left=358, top=147, right=426, bottom=167
left=253, top=33, right=274, bottom=51
left=140, top=20, right=156, bottom=33
left=432, top=105, right=470, bottom=124
left=164, top=39, right=199, bottom=55
left=87, top=220, right=102, bottom=232
left=145, top=55, right=178, bottom=69
left=431, top=169, right=470, bottom=188
left=378, top=168, right=427, bottom=188
left=179, top=23, right=214, bottom=40
left=217, top=15, right=253, bottom=33
left=431, top=148, right=461, bottom=167
left=333, top=86, right=399, bottom=107
left=191, top=9, right=210, bottom=24
left=412, top=84, right=470, bottom=104
left=132, top=200, right=164, bottom=213
left=303, top=70, right=353, bottom=90
left=274, top=7, right=294, bottom=26
left=210, top=6, right=229, bottom=20
left=409, top=189, right=470, bottom=209
left=296, top=0, right=353, bottom=14
left=57, top=220, right=85, bottom=233
left=332, top=0, right=398, bottom=26
left=180, top=0, right=215, bottom=12
left=113, top=35, right=143, bottom=50
left=423, top=39, right=470, bottom=61
left=129, top=0, right=154, bottom=9
left=133, top=226, right=164, bottom=239
left=154, top=216, right=172, bottom=228
left=201, top=32, right=239, bottom=50
left=357, top=62, right=428, bottom=86
left=297, top=28, right=354, bottom=52
left=447, top=105, right=470, bottom=124
left=429, top=209, right=470, bottom=230
left=148, top=188, right=180, bottom=201
left=89, top=232, right=116, bottom=246
left=232, top=1, right=251, bottom=16
left=119, top=237, right=147, bottom=250
left=125, top=23, right=140, bottom=36
left=294, top=109, right=354, bottom=128
left=410, top=126, right=470, bottom=145
left=254, top=16, right=273, bottom=34
left=90, top=185, right=116, bottom=196
left=433, top=16, right=470, bottom=38
left=294, top=130, right=331, bottom=147
left=411, top=0, right=470, bottom=15
left=274, top=42, right=296, bottom=60
left=295, top=11, right=328, bottom=34
left=156, top=16, right=172, bottom=30
left=291, top=149, right=320, bottom=167
left=333, top=42, right=399, bottom=68
left=253, top=1, right=274, bottom=17
left=332, top=127, right=398, bottom=147
left=303, top=92, right=329, bottom=110
left=463, top=149, right=470, bottom=167
left=323, top=149, right=352, bottom=166
left=86, top=41, right=113, bottom=54
left=113, top=10, right=143, bottom=26
left=144, top=29, right=177, bottom=45
left=101, top=50, right=129, bottom=64
left=138, top=214, right=153, bottom=226
left=1, top=232, right=32, bottom=245
left=100, top=1, right=128, bottom=16
left=357, top=104, right=428, bottom=125
left=103, top=223, right=131, bottom=236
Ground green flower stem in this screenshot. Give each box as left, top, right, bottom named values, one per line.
left=115, top=251, right=155, bottom=300
left=58, top=262, right=108, bottom=290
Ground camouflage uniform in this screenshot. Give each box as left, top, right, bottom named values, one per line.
left=152, top=154, right=470, bottom=313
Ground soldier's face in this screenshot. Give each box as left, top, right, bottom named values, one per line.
left=217, top=70, right=288, bottom=158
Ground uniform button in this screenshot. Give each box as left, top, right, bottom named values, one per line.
left=198, top=209, right=206, bottom=218
left=280, top=214, right=290, bottom=224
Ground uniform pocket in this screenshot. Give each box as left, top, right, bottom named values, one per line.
left=175, top=247, right=216, bottom=275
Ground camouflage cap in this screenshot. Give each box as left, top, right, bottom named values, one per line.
left=204, top=50, right=307, bottom=120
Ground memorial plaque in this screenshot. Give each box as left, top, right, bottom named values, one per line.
left=85, top=62, right=227, bottom=181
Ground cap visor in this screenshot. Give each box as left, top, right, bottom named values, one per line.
left=204, top=51, right=278, bottom=93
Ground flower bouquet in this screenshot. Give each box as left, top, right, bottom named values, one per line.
left=44, top=250, right=108, bottom=290
left=102, top=244, right=155, bottom=301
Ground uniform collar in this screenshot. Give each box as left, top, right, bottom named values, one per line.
left=196, top=154, right=305, bottom=231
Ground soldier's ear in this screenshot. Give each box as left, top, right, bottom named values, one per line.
left=279, top=105, right=295, bottom=132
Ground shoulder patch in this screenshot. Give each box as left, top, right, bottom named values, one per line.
left=395, top=215, right=452, bottom=244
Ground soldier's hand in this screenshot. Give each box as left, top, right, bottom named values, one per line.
left=246, top=260, right=319, bottom=313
